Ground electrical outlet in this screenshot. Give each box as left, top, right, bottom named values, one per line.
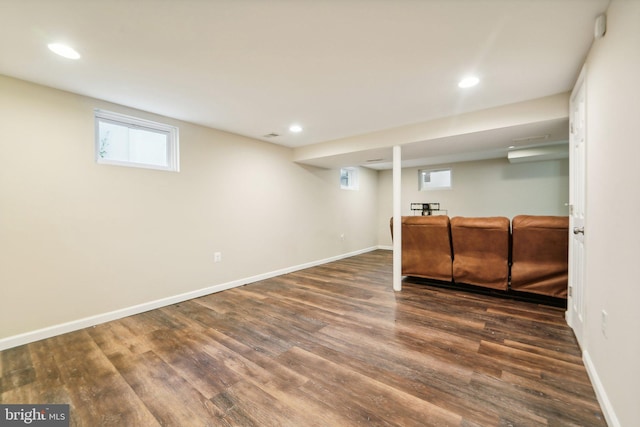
left=214, top=252, right=222, bottom=263
left=601, top=310, right=608, bottom=337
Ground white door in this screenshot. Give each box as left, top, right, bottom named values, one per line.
left=568, top=67, right=587, bottom=347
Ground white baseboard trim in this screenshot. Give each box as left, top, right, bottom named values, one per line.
left=583, top=350, right=620, bottom=427
left=377, top=245, right=393, bottom=251
left=0, top=246, right=379, bottom=352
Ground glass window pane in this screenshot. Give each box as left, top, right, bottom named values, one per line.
left=129, top=128, right=168, bottom=166
left=419, top=168, right=452, bottom=190
left=98, top=121, right=129, bottom=162
left=340, top=167, right=359, bottom=190
left=341, top=169, right=350, bottom=187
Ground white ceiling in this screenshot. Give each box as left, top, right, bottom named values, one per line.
left=0, top=0, right=609, bottom=167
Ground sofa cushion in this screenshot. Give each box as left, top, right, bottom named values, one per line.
left=450, top=216, right=510, bottom=290
left=391, top=216, right=453, bottom=281
left=511, top=215, right=569, bottom=298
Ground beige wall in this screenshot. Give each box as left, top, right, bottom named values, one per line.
left=580, top=0, right=640, bottom=425
left=377, top=157, right=569, bottom=246
left=0, top=75, right=378, bottom=341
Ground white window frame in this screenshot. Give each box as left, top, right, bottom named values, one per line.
left=419, top=168, right=452, bottom=191
left=340, top=167, right=359, bottom=190
left=95, top=109, right=179, bottom=172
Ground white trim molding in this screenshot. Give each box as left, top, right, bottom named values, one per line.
left=0, top=246, right=378, bottom=351
left=583, top=350, right=621, bottom=427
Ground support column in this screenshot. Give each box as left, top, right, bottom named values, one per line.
left=393, top=145, right=402, bottom=291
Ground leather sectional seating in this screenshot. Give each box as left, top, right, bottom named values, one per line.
left=391, top=214, right=569, bottom=299
left=396, top=216, right=453, bottom=282
left=450, top=216, right=511, bottom=291
left=511, top=215, right=569, bottom=298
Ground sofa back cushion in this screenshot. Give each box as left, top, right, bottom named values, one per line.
left=450, top=216, right=510, bottom=290
left=392, top=216, right=453, bottom=281
left=511, top=215, right=569, bottom=298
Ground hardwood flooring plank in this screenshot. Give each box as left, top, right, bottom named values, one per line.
left=1, top=341, right=72, bottom=412
left=0, top=344, right=35, bottom=393
left=470, top=370, right=606, bottom=426
left=277, top=346, right=463, bottom=427
left=196, top=312, right=294, bottom=358
left=227, top=370, right=366, bottom=426
left=294, top=338, right=502, bottom=426
left=500, top=371, right=606, bottom=425
left=478, top=340, right=593, bottom=385
left=209, top=392, right=259, bottom=427
left=501, top=339, right=583, bottom=365
left=146, top=328, right=243, bottom=398
left=1, top=345, right=32, bottom=374
left=117, top=308, right=186, bottom=335
left=197, top=327, right=309, bottom=392
left=296, top=379, right=399, bottom=426
left=467, top=372, right=551, bottom=426
left=51, top=331, right=160, bottom=426
left=110, top=350, right=225, bottom=426
left=87, top=321, right=152, bottom=357
left=192, top=331, right=360, bottom=426
left=164, top=299, right=225, bottom=330
left=216, top=377, right=363, bottom=427
left=486, top=306, right=567, bottom=326
left=315, top=323, right=476, bottom=387
left=28, top=340, right=63, bottom=385
left=0, top=365, right=36, bottom=394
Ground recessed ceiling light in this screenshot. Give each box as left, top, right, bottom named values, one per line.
left=289, top=124, right=303, bottom=133
left=458, top=76, right=479, bottom=88
left=47, top=43, right=81, bottom=60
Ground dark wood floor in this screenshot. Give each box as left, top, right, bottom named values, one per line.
left=1, top=250, right=605, bottom=426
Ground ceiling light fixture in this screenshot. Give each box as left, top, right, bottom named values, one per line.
left=47, top=43, right=81, bottom=60
left=289, top=124, right=303, bottom=133
left=458, top=76, right=479, bottom=88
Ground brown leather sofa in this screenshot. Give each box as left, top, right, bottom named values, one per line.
left=391, top=214, right=569, bottom=299
left=392, top=216, right=453, bottom=281
left=450, top=216, right=510, bottom=291
left=510, top=215, right=569, bottom=298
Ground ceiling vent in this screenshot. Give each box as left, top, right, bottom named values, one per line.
left=507, top=144, right=569, bottom=163
left=263, top=133, right=280, bottom=138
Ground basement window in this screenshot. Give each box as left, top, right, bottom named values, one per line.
left=95, top=109, right=179, bottom=171
left=340, top=167, right=359, bottom=190
left=419, top=168, right=452, bottom=190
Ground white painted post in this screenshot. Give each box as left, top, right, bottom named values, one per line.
left=393, top=145, right=402, bottom=291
